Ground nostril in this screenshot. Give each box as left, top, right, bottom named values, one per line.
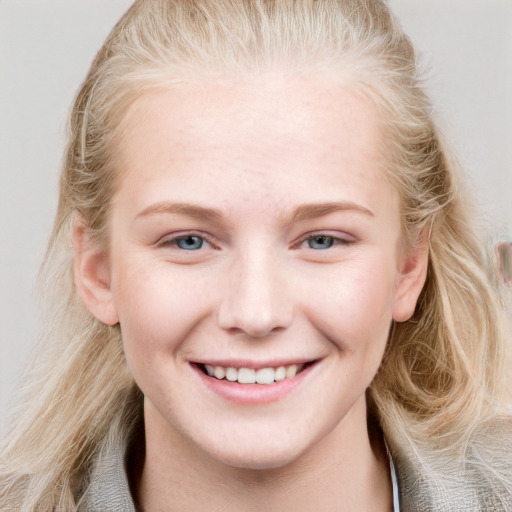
left=218, top=318, right=288, bottom=339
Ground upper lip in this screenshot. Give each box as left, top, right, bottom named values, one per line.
left=191, top=358, right=319, bottom=369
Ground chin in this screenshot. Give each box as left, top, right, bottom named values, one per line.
left=204, top=435, right=308, bottom=471
left=216, top=450, right=300, bottom=471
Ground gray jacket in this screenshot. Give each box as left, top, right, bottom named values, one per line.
left=77, top=419, right=512, bottom=512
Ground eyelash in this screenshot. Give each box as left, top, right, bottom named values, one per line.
left=293, top=232, right=354, bottom=250
left=157, top=231, right=216, bottom=250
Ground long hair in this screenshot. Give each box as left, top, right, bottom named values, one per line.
left=1, top=1, right=511, bottom=510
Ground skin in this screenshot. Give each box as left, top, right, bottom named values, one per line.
left=74, top=71, right=428, bottom=511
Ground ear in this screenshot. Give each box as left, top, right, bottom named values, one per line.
left=72, top=218, right=119, bottom=325
left=392, top=229, right=429, bottom=323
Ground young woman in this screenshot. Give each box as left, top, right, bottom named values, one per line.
left=1, top=1, right=511, bottom=510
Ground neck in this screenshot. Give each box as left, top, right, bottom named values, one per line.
left=134, top=398, right=392, bottom=512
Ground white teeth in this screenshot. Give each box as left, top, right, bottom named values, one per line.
left=285, top=364, right=298, bottom=379
left=213, top=366, right=226, bottom=379
left=238, top=368, right=256, bottom=384
left=203, top=363, right=305, bottom=384
left=256, top=367, right=275, bottom=385
left=274, top=366, right=286, bottom=381
left=225, top=367, right=238, bottom=382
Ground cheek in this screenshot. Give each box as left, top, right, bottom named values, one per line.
left=302, top=257, right=396, bottom=350
left=111, top=260, right=214, bottom=364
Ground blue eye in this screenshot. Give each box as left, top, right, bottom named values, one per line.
left=175, top=235, right=204, bottom=250
left=306, top=235, right=335, bottom=249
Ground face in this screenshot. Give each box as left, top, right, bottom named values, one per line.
left=76, top=72, right=426, bottom=470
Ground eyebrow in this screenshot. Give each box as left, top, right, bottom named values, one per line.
left=282, top=201, right=374, bottom=225
left=134, top=200, right=373, bottom=224
left=134, top=201, right=225, bottom=224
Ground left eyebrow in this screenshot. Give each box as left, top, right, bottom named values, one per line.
left=282, top=201, right=374, bottom=225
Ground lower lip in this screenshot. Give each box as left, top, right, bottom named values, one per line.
left=192, top=363, right=317, bottom=405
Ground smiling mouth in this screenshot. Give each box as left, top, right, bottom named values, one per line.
left=197, top=362, right=313, bottom=385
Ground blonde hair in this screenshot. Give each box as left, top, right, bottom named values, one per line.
left=1, top=1, right=511, bottom=510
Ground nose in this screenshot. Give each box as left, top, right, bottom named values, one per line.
left=217, top=248, right=294, bottom=338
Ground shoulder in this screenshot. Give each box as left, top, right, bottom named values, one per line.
left=394, top=417, right=512, bottom=512
left=76, top=404, right=143, bottom=512
left=76, top=429, right=136, bottom=512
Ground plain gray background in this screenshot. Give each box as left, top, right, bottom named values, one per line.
left=1, top=0, right=511, bottom=433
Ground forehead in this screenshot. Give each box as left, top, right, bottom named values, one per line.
left=121, top=72, right=382, bottom=156
left=113, top=72, right=395, bottom=216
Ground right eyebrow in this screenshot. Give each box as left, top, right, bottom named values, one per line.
left=134, top=201, right=225, bottom=224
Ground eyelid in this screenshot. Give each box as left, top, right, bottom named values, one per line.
left=156, top=230, right=218, bottom=249
left=291, top=231, right=356, bottom=249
